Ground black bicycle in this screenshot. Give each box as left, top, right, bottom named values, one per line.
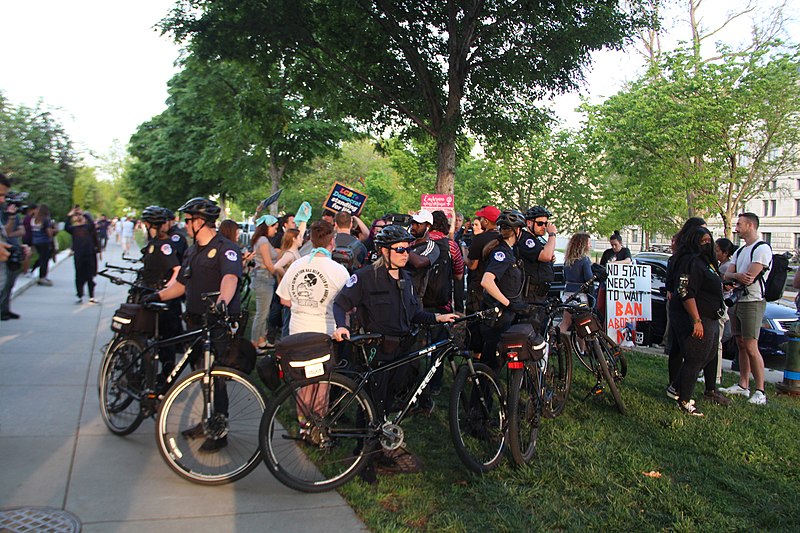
left=98, top=292, right=266, bottom=485
left=568, top=282, right=628, bottom=414
left=258, top=309, right=504, bottom=493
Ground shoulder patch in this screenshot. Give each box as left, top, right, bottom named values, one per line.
left=346, top=274, right=358, bottom=288
left=493, top=251, right=506, bottom=262
left=160, top=243, right=172, bottom=255
left=171, top=234, right=180, bottom=242
left=224, top=249, right=238, bottom=262
left=525, top=238, right=535, bottom=248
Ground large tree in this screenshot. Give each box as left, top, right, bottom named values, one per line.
left=162, top=0, right=653, bottom=195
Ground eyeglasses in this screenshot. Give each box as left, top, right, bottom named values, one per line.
left=390, top=246, right=411, bottom=254
left=533, top=221, right=548, bottom=227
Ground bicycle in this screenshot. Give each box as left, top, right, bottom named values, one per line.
left=258, top=308, right=503, bottom=493
left=568, top=281, right=628, bottom=415
left=98, top=291, right=266, bottom=485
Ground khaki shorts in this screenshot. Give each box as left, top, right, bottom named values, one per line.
left=731, top=300, right=766, bottom=340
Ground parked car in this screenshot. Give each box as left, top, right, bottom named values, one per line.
left=237, top=221, right=255, bottom=249
left=632, top=252, right=799, bottom=362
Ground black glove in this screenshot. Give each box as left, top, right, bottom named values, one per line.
left=142, top=292, right=161, bottom=304
left=507, top=301, right=529, bottom=314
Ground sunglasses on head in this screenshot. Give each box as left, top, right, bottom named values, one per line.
left=390, top=246, right=411, bottom=254
left=533, top=221, right=548, bottom=227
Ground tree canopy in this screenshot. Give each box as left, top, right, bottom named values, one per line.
left=162, top=0, right=654, bottom=195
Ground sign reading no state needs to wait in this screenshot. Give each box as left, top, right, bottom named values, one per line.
left=605, top=263, right=652, bottom=341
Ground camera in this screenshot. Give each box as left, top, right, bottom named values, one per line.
left=4, top=191, right=28, bottom=209
left=382, top=213, right=413, bottom=227
left=724, top=284, right=746, bottom=308
left=6, top=244, right=24, bottom=271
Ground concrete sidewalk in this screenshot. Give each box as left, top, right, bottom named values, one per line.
left=0, top=242, right=366, bottom=532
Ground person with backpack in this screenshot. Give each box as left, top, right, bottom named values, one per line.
left=720, top=212, right=772, bottom=405
left=333, top=211, right=368, bottom=273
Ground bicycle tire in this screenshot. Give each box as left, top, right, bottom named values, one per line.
left=260, top=373, right=376, bottom=493
left=542, top=331, right=573, bottom=419
left=507, top=364, right=541, bottom=466
left=448, top=363, right=506, bottom=473
left=98, top=336, right=146, bottom=436
left=592, top=338, right=626, bottom=414
left=155, top=368, right=266, bottom=485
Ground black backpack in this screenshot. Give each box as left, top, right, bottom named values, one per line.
left=739, top=241, right=790, bottom=302
left=422, top=238, right=454, bottom=308
left=332, top=236, right=363, bottom=273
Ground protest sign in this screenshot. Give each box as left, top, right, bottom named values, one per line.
left=323, top=182, right=368, bottom=216
left=605, top=263, right=652, bottom=344
left=421, top=194, right=455, bottom=225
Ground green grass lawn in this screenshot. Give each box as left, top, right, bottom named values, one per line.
left=329, top=351, right=799, bottom=532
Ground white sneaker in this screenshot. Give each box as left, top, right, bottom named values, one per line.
left=719, top=384, right=750, bottom=397
left=748, top=390, right=767, bottom=405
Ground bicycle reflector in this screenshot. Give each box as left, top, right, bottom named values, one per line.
left=506, top=345, right=525, bottom=369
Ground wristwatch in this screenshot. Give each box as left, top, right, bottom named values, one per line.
left=548, top=232, right=557, bottom=237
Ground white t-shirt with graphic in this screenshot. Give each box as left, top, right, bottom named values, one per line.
left=734, top=240, right=772, bottom=302
left=276, top=254, right=350, bottom=335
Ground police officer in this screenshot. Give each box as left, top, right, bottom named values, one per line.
left=140, top=206, right=183, bottom=377
left=146, top=197, right=242, bottom=452
left=332, top=225, right=457, bottom=480
left=516, top=206, right=557, bottom=330
left=164, top=208, right=188, bottom=263
left=480, top=210, right=529, bottom=369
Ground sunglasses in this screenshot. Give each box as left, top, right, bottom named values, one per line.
left=533, top=221, right=548, bottom=227
left=390, top=246, right=411, bottom=254
left=184, top=217, right=195, bottom=224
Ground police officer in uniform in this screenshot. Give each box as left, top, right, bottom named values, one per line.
left=140, top=206, right=183, bottom=378
left=146, top=197, right=242, bottom=452
left=332, top=225, right=457, bottom=480
left=164, top=208, right=188, bottom=263
left=517, top=206, right=557, bottom=329
left=480, top=210, right=529, bottom=370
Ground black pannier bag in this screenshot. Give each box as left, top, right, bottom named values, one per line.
left=499, top=323, right=547, bottom=362
left=256, top=353, right=282, bottom=391
left=110, top=303, right=156, bottom=335
left=275, top=332, right=336, bottom=382
left=574, top=311, right=602, bottom=338
left=218, top=336, right=257, bottom=375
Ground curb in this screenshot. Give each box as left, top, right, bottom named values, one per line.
left=9, top=250, right=72, bottom=301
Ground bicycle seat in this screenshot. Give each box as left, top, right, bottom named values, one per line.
left=144, top=302, right=169, bottom=312
left=347, top=333, right=384, bottom=347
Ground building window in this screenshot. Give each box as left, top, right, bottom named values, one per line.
left=770, top=179, right=778, bottom=190
left=631, top=229, right=639, bottom=243
left=762, top=232, right=771, bottom=245
left=763, top=200, right=769, bottom=216
left=795, top=233, right=800, bottom=249
left=796, top=199, right=800, bottom=216
left=771, top=200, right=776, bottom=217
left=797, top=178, right=800, bottom=190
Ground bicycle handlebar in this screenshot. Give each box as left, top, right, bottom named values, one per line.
left=98, top=269, right=156, bottom=293
left=105, top=263, right=141, bottom=273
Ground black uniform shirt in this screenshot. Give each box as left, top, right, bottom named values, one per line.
left=334, top=264, right=436, bottom=337
left=168, top=226, right=189, bottom=263
left=516, top=229, right=554, bottom=284
left=141, top=237, right=181, bottom=289
left=177, top=233, right=242, bottom=315
left=467, top=230, right=500, bottom=290
left=483, top=241, right=523, bottom=307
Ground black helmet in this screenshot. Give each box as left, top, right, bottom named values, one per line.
left=525, top=205, right=552, bottom=220
left=178, top=197, right=221, bottom=221
left=141, top=205, right=168, bottom=226
left=373, top=225, right=415, bottom=248
left=496, top=210, right=527, bottom=229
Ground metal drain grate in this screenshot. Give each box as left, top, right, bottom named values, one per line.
left=0, top=507, right=81, bottom=533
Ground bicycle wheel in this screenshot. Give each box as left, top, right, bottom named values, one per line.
left=448, top=363, right=506, bottom=473
left=542, top=331, right=573, bottom=419
left=98, top=336, right=146, bottom=436
left=260, top=373, right=376, bottom=493
left=592, top=338, right=626, bottom=414
left=155, top=368, right=266, bottom=485
left=507, top=364, right=541, bottom=466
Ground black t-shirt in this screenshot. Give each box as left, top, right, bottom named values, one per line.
left=516, top=229, right=554, bottom=284
left=671, top=253, right=724, bottom=322
left=600, top=247, right=632, bottom=266
left=467, top=230, right=500, bottom=289
left=142, top=237, right=181, bottom=288
left=168, top=226, right=189, bottom=263
left=177, top=234, right=242, bottom=315
left=482, top=241, right=523, bottom=308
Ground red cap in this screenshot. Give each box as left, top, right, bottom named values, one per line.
left=475, top=206, right=500, bottom=223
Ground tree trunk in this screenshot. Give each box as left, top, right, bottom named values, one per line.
left=435, top=133, right=456, bottom=195
left=268, top=151, right=286, bottom=216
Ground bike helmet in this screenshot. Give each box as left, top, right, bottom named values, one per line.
left=141, top=205, right=168, bottom=226
left=373, top=224, right=415, bottom=248
left=525, top=205, right=552, bottom=220
left=496, top=210, right=527, bottom=229
left=178, top=197, right=221, bottom=222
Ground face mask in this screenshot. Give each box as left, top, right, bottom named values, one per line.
left=699, top=242, right=714, bottom=262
